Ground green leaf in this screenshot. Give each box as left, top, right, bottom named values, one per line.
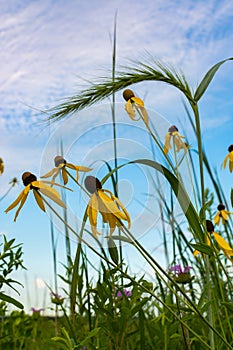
left=194, top=57, right=233, bottom=101
left=110, top=235, right=133, bottom=243
left=131, top=159, right=204, bottom=242
left=76, top=327, right=101, bottom=347
left=51, top=337, right=70, bottom=350
left=107, top=237, right=119, bottom=265
left=197, top=284, right=209, bottom=309
left=191, top=243, right=213, bottom=256
left=221, top=302, right=233, bottom=312
left=199, top=200, right=212, bottom=222
left=0, top=292, right=23, bottom=309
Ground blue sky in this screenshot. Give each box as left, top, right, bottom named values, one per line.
left=1, top=0, right=233, bottom=312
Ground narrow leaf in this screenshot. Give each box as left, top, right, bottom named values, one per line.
left=194, top=57, right=233, bottom=101
left=131, top=159, right=204, bottom=242
left=191, top=243, right=213, bottom=256
left=107, top=237, right=119, bottom=264
left=110, top=235, right=133, bottom=243
left=0, top=292, right=24, bottom=309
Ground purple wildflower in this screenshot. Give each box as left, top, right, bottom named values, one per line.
left=123, top=289, right=132, bottom=297
left=169, top=264, right=193, bottom=284
left=169, top=264, right=192, bottom=274
left=31, top=307, right=43, bottom=314
left=117, top=289, right=132, bottom=298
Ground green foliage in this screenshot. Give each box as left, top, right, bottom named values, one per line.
left=3, top=50, right=233, bottom=349
left=0, top=235, right=25, bottom=309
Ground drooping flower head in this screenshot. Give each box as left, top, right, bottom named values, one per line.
left=9, top=177, right=19, bottom=186
left=123, top=89, right=148, bottom=125
left=163, top=125, right=187, bottom=155
left=84, top=175, right=131, bottom=237
left=169, top=264, right=193, bottom=284
left=5, top=172, right=68, bottom=222
left=41, top=155, right=92, bottom=185
left=214, top=203, right=233, bottom=225
left=223, top=144, right=233, bottom=173
left=194, top=220, right=233, bottom=260
left=0, top=158, right=4, bottom=175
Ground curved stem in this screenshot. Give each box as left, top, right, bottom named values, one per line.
left=41, top=197, right=213, bottom=349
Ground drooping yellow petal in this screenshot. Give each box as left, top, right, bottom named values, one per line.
left=164, top=133, right=171, bottom=154
left=87, top=193, right=100, bottom=237
left=41, top=180, right=72, bottom=191
left=62, top=168, right=68, bottom=185
left=33, top=190, right=46, bottom=212
left=41, top=168, right=59, bottom=178
left=0, top=160, right=4, bottom=175
left=107, top=213, right=117, bottom=236
left=131, top=96, right=144, bottom=107
left=37, top=183, right=66, bottom=208
left=75, top=166, right=93, bottom=172
left=221, top=210, right=229, bottom=221
left=98, top=190, right=127, bottom=221
left=106, top=190, right=131, bottom=229
left=66, top=163, right=92, bottom=181
left=125, top=100, right=139, bottom=121
left=13, top=188, right=30, bottom=222
left=5, top=189, right=26, bottom=213
left=229, top=151, right=233, bottom=162
left=213, top=233, right=233, bottom=257
left=223, top=154, right=230, bottom=169
left=230, top=160, right=233, bottom=173
left=213, top=212, right=220, bottom=225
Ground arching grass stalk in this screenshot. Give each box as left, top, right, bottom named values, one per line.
left=37, top=196, right=215, bottom=349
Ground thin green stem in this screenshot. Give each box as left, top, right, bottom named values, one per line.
left=40, top=196, right=219, bottom=349
left=190, top=101, right=215, bottom=349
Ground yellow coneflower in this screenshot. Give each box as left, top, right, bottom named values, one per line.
left=0, top=158, right=4, bottom=175
left=223, top=144, right=233, bottom=173
left=194, top=220, right=233, bottom=260
left=163, top=125, right=187, bottom=155
left=214, top=203, right=233, bottom=225
left=123, top=89, right=148, bottom=125
left=84, top=176, right=131, bottom=237
left=41, top=156, right=92, bottom=185
left=5, top=172, right=68, bottom=222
